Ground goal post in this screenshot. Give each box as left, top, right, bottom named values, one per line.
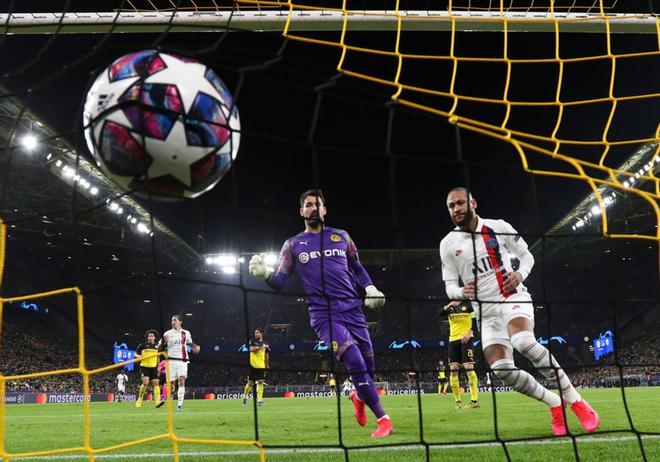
left=0, top=10, right=657, bottom=34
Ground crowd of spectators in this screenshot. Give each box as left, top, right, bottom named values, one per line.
left=2, top=313, right=121, bottom=393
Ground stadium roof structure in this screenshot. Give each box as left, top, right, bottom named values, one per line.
left=0, top=87, right=202, bottom=270
left=530, top=141, right=660, bottom=259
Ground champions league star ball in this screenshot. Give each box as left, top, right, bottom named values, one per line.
left=83, top=50, right=240, bottom=199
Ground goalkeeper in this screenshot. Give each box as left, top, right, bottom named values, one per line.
left=249, top=189, right=392, bottom=438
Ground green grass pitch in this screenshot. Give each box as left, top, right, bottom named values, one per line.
left=4, top=387, right=658, bottom=461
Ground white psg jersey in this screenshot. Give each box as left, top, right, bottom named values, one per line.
left=161, top=328, right=193, bottom=362
left=116, top=373, right=128, bottom=387
left=440, top=217, right=533, bottom=303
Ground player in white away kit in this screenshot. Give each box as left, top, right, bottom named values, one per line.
left=159, top=314, right=200, bottom=411
left=115, top=371, right=128, bottom=402
left=439, top=187, right=599, bottom=436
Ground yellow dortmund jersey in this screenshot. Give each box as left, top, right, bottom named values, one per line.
left=446, top=302, right=475, bottom=342
left=438, top=370, right=446, bottom=380
left=249, top=339, right=268, bottom=369
left=136, top=342, right=159, bottom=368
left=329, top=378, right=336, bottom=387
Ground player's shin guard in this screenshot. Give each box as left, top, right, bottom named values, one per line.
left=177, top=386, right=185, bottom=407
left=450, top=375, right=461, bottom=403
left=138, top=384, right=146, bottom=401
left=154, top=385, right=161, bottom=402
left=243, top=383, right=252, bottom=399
left=257, top=383, right=264, bottom=402
left=490, top=359, right=561, bottom=407
left=511, top=331, right=581, bottom=404
left=343, top=345, right=386, bottom=419
left=467, top=370, right=479, bottom=402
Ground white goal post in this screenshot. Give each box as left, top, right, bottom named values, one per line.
left=0, top=10, right=657, bottom=34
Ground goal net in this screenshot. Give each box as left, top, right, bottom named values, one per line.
left=0, top=1, right=657, bottom=461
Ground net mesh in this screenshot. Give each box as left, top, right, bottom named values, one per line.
left=0, top=0, right=658, bottom=461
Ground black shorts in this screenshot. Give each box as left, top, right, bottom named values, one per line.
left=158, top=373, right=167, bottom=384
left=439, top=377, right=448, bottom=384
left=140, top=366, right=158, bottom=381
left=249, top=367, right=266, bottom=381
left=448, top=339, right=475, bottom=365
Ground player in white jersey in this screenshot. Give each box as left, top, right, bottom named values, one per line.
left=159, top=314, right=200, bottom=411
left=341, top=378, right=355, bottom=397
left=439, top=187, right=599, bottom=436
left=116, top=372, right=128, bottom=402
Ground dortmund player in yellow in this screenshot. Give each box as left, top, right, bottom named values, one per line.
left=442, top=301, right=479, bottom=409
left=437, top=360, right=449, bottom=395
left=135, top=329, right=162, bottom=408
left=328, top=374, right=337, bottom=395
left=243, top=328, right=270, bottom=406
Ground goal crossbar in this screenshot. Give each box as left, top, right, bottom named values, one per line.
left=1, top=10, right=657, bottom=34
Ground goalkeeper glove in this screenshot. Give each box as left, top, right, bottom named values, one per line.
left=249, top=254, right=271, bottom=279
left=364, top=285, right=386, bottom=309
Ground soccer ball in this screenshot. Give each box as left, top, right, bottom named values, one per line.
left=83, top=50, right=240, bottom=199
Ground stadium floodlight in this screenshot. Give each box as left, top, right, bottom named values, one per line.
left=137, top=222, right=150, bottom=233
left=263, top=253, right=278, bottom=271
left=90, top=186, right=98, bottom=195
left=21, top=134, right=38, bottom=151
left=264, top=253, right=278, bottom=265
left=215, top=254, right=238, bottom=266
left=591, top=205, right=601, bottom=216
left=221, top=266, right=237, bottom=274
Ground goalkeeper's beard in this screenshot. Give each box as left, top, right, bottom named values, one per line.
left=305, top=216, right=324, bottom=229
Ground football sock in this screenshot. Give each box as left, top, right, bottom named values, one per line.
left=490, top=359, right=561, bottom=407
left=467, top=370, right=479, bottom=402
left=343, top=345, right=386, bottom=419
left=177, top=386, right=185, bottom=407
left=511, top=331, right=582, bottom=404
left=450, top=375, right=461, bottom=402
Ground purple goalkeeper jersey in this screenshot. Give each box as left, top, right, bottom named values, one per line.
left=266, top=227, right=373, bottom=314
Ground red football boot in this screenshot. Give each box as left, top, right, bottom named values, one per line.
left=571, top=399, right=600, bottom=433
left=550, top=405, right=567, bottom=436
left=371, top=416, right=393, bottom=438
left=349, top=390, right=367, bottom=427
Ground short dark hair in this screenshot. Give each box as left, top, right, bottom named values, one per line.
left=171, top=314, right=182, bottom=322
left=448, top=186, right=475, bottom=199
left=255, top=328, right=262, bottom=334
left=145, top=329, right=158, bottom=339
left=299, top=189, right=325, bottom=207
